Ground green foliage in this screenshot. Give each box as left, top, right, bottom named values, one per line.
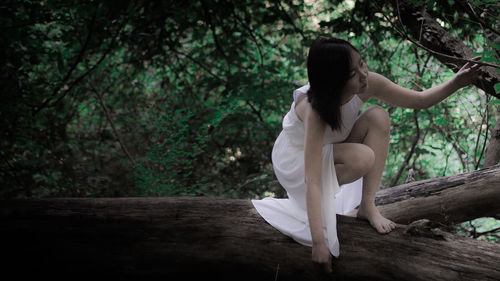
left=135, top=99, right=225, bottom=196
left=455, top=217, right=500, bottom=242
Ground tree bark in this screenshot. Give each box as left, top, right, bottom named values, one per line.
left=484, top=110, right=500, bottom=167
left=375, top=164, right=500, bottom=225
left=393, top=0, right=499, bottom=97
left=2, top=190, right=500, bottom=280
left=481, top=11, right=500, bottom=167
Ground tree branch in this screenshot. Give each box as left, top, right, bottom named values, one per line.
left=393, top=0, right=500, bottom=69
left=88, top=80, right=136, bottom=167
left=456, top=0, right=500, bottom=38
left=391, top=109, right=420, bottom=186
left=33, top=15, right=127, bottom=116
left=474, top=96, right=491, bottom=169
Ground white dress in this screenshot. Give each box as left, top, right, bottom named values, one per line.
left=251, top=83, right=364, bottom=257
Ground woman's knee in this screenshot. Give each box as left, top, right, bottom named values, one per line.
left=365, top=105, right=390, bottom=134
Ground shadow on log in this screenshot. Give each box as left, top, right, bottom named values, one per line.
left=2, top=195, right=500, bottom=280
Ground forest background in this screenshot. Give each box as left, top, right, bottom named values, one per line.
left=1, top=0, right=499, bottom=242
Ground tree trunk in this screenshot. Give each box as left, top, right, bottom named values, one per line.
left=484, top=110, right=500, bottom=167
left=481, top=12, right=500, bottom=167
left=375, top=164, right=500, bottom=224
left=2, top=189, right=500, bottom=280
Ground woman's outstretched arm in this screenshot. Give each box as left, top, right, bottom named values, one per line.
left=366, top=57, right=482, bottom=109
left=303, top=101, right=332, bottom=273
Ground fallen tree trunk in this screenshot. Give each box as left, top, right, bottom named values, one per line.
left=374, top=164, right=500, bottom=224
left=2, top=197, right=499, bottom=280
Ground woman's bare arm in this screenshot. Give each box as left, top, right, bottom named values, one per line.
left=303, top=101, right=332, bottom=272
left=365, top=57, right=482, bottom=109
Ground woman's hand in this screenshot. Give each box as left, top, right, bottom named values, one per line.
left=312, top=243, right=332, bottom=273
left=452, top=56, right=482, bottom=89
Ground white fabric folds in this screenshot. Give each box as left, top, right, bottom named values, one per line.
left=251, top=84, right=364, bottom=257
left=251, top=177, right=362, bottom=257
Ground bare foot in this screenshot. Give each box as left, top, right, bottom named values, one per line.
left=357, top=204, right=396, bottom=234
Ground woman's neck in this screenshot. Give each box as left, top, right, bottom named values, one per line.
left=340, top=93, right=355, bottom=105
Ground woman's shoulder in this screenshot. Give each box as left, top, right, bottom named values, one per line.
left=367, top=71, right=394, bottom=91
left=296, top=97, right=327, bottom=133
left=293, top=83, right=310, bottom=101
left=294, top=94, right=309, bottom=122
left=358, top=72, right=391, bottom=101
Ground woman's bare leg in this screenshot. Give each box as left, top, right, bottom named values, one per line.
left=333, top=143, right=374, bottom=186
left=340, top=105, right=396, bottom=233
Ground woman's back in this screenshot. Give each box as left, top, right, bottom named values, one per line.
left=291, top=85, right=364, bottom=145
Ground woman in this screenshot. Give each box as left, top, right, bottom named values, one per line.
left=252, top=36, right=481, bottom=273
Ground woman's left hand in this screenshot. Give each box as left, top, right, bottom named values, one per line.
left=453, top=56, right=483, bottom=89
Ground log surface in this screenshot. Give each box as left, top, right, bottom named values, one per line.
left=375, top=164, right=500, bottom=224
left=2, top=197, right=500, bottom=280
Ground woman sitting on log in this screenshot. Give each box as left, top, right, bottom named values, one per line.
left=252, top=36, right=482, bottom=273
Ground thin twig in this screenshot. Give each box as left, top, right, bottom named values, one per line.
left=426, top=109, right=468, bottom=171
left=89, top=79, right=136, bottom=167
left=277, top=1, right=306, bottom=41
left=464, top=1, right=500, bottom=37
left=476, top=96, right=490, bottom=169
left=473, top=101, right=486, bottom=168
left=391, top=109, right=420, bottom=186
left=34, top=13, right=127, bottom=116
left=169, top=47, right=229, bottom=84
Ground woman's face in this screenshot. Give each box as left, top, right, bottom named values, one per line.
left=341, top=50, right=368, bottom=102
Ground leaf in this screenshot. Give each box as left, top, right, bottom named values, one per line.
left=487, top=99, right=500, bottom=105
left=427, top=0, right=435, bottom=11
left=494, top=83, right=500, bottom=93
left=435, top=117, right=447, bottom=125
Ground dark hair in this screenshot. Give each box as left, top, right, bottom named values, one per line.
left=306, top=36, right=359, bottom=131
